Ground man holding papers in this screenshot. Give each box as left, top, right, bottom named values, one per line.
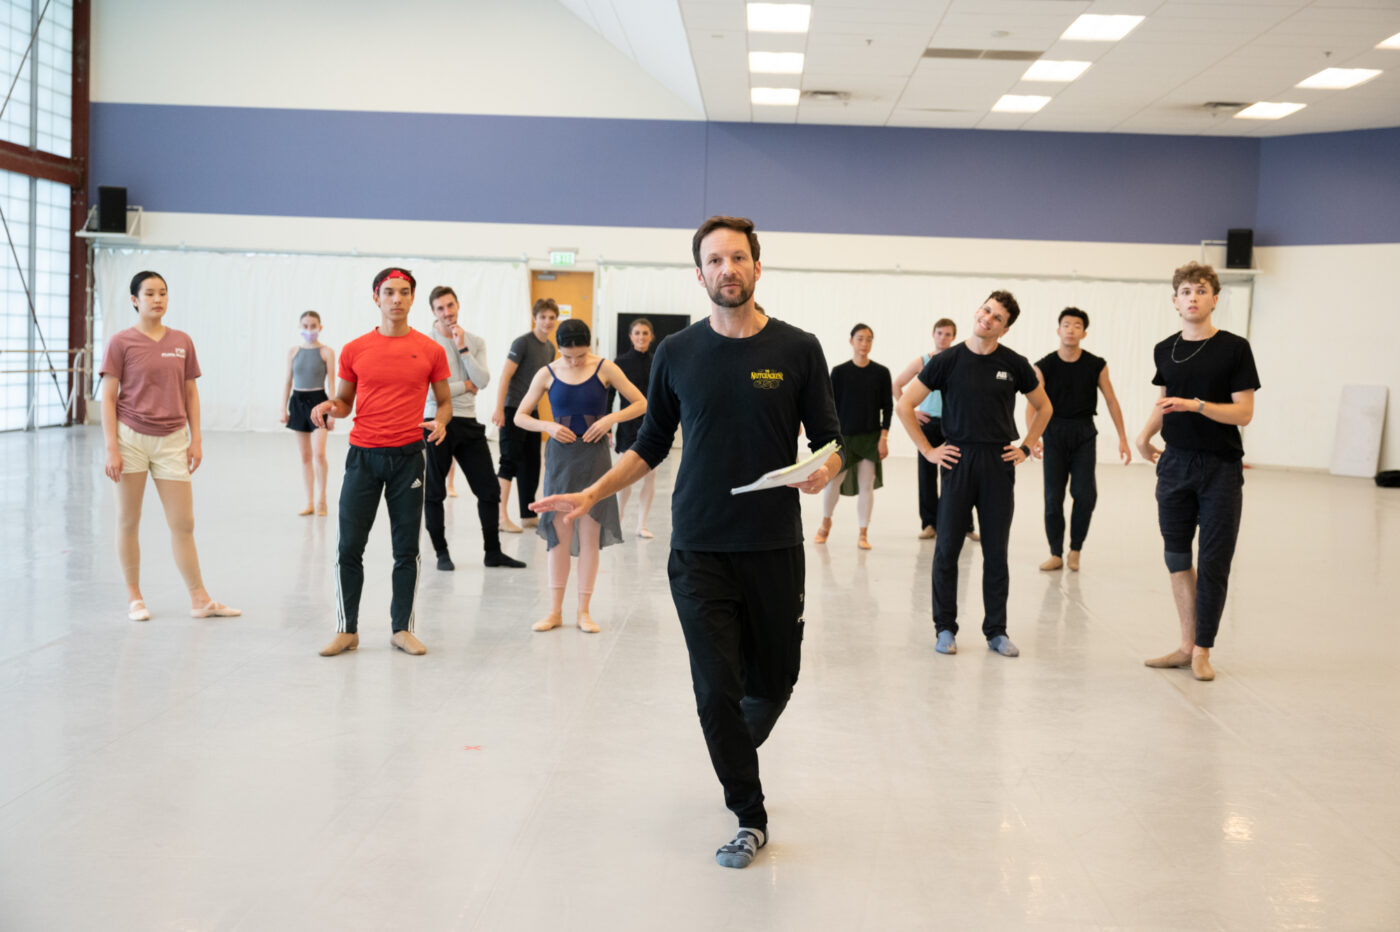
left=532, top=216, right=842, bottom=871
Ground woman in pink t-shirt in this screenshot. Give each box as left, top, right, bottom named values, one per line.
left=98, top=271, right=240, bottom=622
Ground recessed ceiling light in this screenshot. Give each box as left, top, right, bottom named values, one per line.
left=747, top=4, right=810, bottom=34
left=992, top=94, right=1051, bottom=113
left=1061, top=14, right=1144, bottom=42
left=751, top=87, right=800, bottom=106
left=1235, top=101, right=1306, bottom=120
left=749, top=52, right=805, bottom=74
left=1296, top=67, right=1382, bottom=89
left=1021, top=60, right=1091, bottom=82
left=1377, top=31, right=1400, bottom=49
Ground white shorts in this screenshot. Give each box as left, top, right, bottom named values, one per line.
left=117, top=422, right=191, bottom=481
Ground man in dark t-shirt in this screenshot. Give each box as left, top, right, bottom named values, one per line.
left=1137, top=262, right=1260, bottom=682
left=312, top=267, right=451, bottom=658
left=531, top=216, right=843, bottom=871
left=1029, top=307, right=1131, bottom=572
left=492, top=299, right=558, bottom=532
left=895, top=291, right=1053, bottom=658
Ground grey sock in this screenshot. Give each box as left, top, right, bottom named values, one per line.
left=715, top=827, right=766, bottom=869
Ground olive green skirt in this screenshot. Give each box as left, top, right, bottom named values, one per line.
left=839, top=430, right=883, bottom=496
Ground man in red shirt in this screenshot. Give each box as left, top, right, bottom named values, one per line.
left=312, top=267, right=451, bottom=657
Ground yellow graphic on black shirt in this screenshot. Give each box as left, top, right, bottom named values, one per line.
left=751, top=368, right=784, bottom=390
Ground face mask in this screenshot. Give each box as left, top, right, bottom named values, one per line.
left=300, top=329, right=319, bottom=343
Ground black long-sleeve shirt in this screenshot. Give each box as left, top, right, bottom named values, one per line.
left=607, top=347, right=653, bottom=411
left=631, top=317, right=842, bottom=552
left=830, top=359, right=893, bottom=435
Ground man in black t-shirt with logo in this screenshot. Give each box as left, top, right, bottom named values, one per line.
left=895, top=291, right=1053, bottom=658
left=1137, top=262, right=1260, bottom=682
left=531, top=216, right=843, bottom=872
left=1028, top=307, right=1131, bottom=572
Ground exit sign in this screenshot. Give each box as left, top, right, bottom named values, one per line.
left=549, top=250, right=576, bottom=267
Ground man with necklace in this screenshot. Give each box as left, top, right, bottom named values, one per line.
left=1136, top=262, right=1260, bottom=682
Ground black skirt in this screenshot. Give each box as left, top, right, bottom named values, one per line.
left=286, top=389, right=328, bottom=432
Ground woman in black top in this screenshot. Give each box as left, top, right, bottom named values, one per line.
left=611, top=318, right=658, bottom=538
left=816, top=324, right=892, bottom=550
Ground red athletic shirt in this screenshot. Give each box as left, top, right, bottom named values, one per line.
left=339, top=328, right=450, bottom=448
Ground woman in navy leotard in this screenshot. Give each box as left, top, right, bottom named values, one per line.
left=514, top=319, right=646, bottom=633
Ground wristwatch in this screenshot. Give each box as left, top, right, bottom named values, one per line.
left=1196, top=399, right=1205, bottom=413
left=1019, top=444, right=1031, bottom=457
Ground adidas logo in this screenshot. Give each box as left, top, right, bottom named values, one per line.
left=411, top=478, right=422, bottom=488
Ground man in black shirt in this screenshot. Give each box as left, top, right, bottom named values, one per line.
left=895, top=291, right=1053, bottom=658
left=1137, top=263, right=1260, bottom=682
left=1029, top=307, right=1131, bottom=572
left=492, top=299, right=558, bottom=533
left=531, top=216, right=843, bottom=871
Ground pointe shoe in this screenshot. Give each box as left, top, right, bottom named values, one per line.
left=966, top=530, right=980, bottom=542
left=918, top=525, right=936, bottom=540
left=446, top=486, right=459, bottom=498
left=391, top=631, right=427, bottom=655
left=520, top=517, right=539, bottom=529
left=532, top=613, right=563, bottom=632
left=191, top=601, right=241, bottom=618
left=501, top=517, right=523, bottom=534
left=316, top=503, right=328, bottom=516
left=1144, top=649, right=1192, bottom=669
left=576, top=613, right=600, bottom=634
left=814, top=519, right=831, bottom=544
left=636, top=526, right=654, bottom=540
left=127, top=600, right=150, bottom=622
left=1039, top=556, right=1064, bottom=571
left=298, top=504, right=315, bottom=516
left=857, top=534, right=872, bottom=551
left=319, top=632, right=358, bottom=656
left=1191, top=652, right=1215, bottom=681
left=1067, top=550, right=1081, bottom=571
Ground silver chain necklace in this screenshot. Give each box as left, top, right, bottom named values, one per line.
left=1170, top=331, right=1215, bottom=364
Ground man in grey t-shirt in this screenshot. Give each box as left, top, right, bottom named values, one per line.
left=491, top=298, right=558, bottom=533
left=422, top=286, right=525, bottom=570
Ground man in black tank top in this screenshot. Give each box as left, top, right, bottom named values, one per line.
left=895, top=291, right=1053, bottom=659
left=1028, top=307, right=1131, bottom=572
left=1136, top=263, right=1260, bottom=683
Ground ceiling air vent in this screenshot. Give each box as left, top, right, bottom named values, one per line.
left=802, top=90, right=852, bottom=102
left=1201, top=101, right=1247, bottom=112
left=924, top=48, right=1043, bottom=61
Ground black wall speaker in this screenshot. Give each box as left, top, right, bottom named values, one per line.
left=97, top=186, right=127, bottom=233
left=1226, top=228, right=1253, bottom=269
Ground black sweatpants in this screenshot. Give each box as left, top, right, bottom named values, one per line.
left=424, top=418, right=501, bottom=555
left=497, top=405, right=542, bottom=520
left=668, top=546, right=805, bottom=830
left=1155, top=446, right=1244, bottom=649
left=932, top=443, right=1015, bottom=640
left=335, top=441, right=426, bottom=635
left=1041, top=418, right=1097, bottom=556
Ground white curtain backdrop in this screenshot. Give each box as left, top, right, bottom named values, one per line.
left=597, top=263, right=1250, bottom=464
left=94, top=248, right=531, bottom=432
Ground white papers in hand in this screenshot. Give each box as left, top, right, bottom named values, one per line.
left=730, top=441, right=841, bottom=495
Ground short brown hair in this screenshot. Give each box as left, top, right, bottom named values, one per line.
left=933, top=318, right=956, bottom=334
left=692, top=215, right=761, bottom=268
left=532, top=297, right=559, bottom=318
left=1172, top=261, right=1220, bottom=295
left=986, top=290, right=1021, bottom=327
left=299, top=310, right=321, bottom=324
left=429, top=286, right=457, bottom=307
left=630, top=317, right=654, bottom=333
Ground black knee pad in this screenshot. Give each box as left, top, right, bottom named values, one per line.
left=1164, top=550, right=1192, bottom=573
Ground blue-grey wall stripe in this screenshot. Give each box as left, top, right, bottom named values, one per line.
left=90, top=104, right=1400, bottom=246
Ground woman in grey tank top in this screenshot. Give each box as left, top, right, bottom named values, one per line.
left=280, top=311, right=337, bottom=515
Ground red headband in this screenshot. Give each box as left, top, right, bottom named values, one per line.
left=377, top=270, right=413, bottom=292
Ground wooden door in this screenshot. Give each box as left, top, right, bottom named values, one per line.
left=529, top=270, right=594, bottom=424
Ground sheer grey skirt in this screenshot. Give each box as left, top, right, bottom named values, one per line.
left=537, top=436, right=623, bottom=554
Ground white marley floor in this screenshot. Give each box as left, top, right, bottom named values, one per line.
left=1, top=428, right=1398, bottom=931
